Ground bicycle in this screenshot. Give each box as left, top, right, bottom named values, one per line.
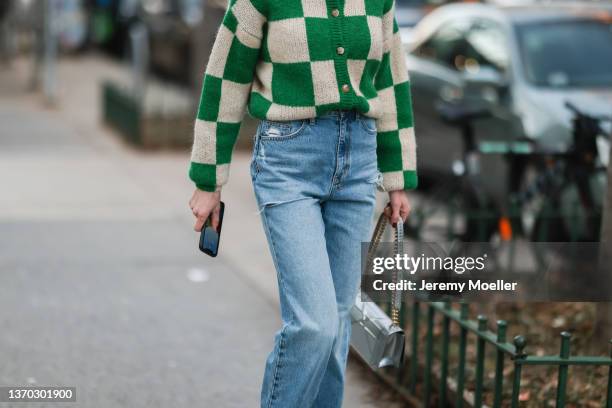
left=405, top=100, right=610, bottom=245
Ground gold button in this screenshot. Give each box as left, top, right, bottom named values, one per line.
left=337, top=46, right=345, bottom=55
left=342, top=84, right=350, bottom=93
left=331, top=8, right=340, bottom=17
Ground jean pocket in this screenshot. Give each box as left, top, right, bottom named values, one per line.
left=259, top=118, right=307, bottom=140
left=357, top=115, right=377, bottom=134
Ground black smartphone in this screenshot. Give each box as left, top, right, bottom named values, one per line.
left=199, top=201, right=225, bottom=257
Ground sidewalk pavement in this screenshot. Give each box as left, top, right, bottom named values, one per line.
left=0, top=55, right=401, bottom=407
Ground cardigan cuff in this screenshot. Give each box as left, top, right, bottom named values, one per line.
left=380, top=170, right=418, bottom=192
left=195, top=183, right=221, bottom=193
left=189, top=162, right=223, bottom=193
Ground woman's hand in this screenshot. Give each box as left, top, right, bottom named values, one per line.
left=384, top=190, right=411, bottom=226
left=189, top=189, right=222, bottom=232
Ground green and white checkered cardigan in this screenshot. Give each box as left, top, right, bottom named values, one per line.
left=189, top=0, right=418, bottom=192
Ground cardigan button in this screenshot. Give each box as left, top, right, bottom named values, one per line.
left=341, top=84, right=350, bottom=93
left=336, top=46, right=345, bottom=55
left=331, top=8, right=340, bottom=17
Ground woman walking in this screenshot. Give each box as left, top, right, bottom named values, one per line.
left=188, top=0, right=417, bottom=406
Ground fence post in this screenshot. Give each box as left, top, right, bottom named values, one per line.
left=555, top=331, right=571, bottom=407
left=607, top=339, right=612, bottom=408
left=423, top=304, right=435, bottom=407
left=474, top=315, right=488, bottom=407
left=493, top=320, right=507, bottom=408
left=510, top=335, right=527, bottom=408
left=43, top=0, right=58, bottom=105
left=129, top=22, right=149, bottom=103
left=439, top=302, right=451, bottom=407
left=456, top=303, right=469, bottom=408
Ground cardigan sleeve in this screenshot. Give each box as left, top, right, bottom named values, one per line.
left=188, top=0, right=266, bottom=192
left=373, top=0, right=418, bottom=191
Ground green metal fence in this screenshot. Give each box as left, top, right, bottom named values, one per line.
left=373, top=301, right=612, bottom=407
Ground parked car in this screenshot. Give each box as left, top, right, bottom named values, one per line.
left=405, top=2, right=612, bottom=198
left=395, top=0, right=462, bottom=44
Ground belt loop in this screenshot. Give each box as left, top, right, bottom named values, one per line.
left=309, top=117, right=316, bottom=125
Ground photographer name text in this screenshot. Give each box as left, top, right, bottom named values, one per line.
left=372, top=279, right=518, bottom=293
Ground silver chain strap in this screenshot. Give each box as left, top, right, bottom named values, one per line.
left=364, top=212, right=404, bottom=326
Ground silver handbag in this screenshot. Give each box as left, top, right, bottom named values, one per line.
left=350, top=213, right=405, bottom=369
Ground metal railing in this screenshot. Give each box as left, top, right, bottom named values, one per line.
left=373, top=301, right=612, bottom=408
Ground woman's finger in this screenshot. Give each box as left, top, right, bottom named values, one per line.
left=194, top=215, right=206, bottom=232
left=383, top=205, right=393, bottom=223
left=391, top=202, right=401, bottom=226
left=211, top=204, right=221, bottom=231
left=400, top=203, right=410, bottom=219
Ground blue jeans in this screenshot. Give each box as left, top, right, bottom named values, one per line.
left=251, top=109, right=381, bottom=408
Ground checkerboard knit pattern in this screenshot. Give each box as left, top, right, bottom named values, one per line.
left=189, top=0, right=418, bottom=192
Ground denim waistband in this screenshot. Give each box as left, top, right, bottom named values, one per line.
left=318, top=109, right=362, bottom=120
left=262, top=109, right=368, bottom=125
